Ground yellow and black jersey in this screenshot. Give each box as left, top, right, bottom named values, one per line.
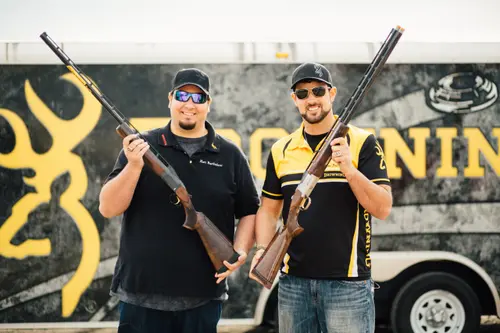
left=262, top=122, right=390, bottom=279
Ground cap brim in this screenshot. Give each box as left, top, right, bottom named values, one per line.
left=173, top=83, right=210, bottom=96
left=291, top=77, right=332, bottom=90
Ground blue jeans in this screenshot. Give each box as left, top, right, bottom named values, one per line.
left=118, top=300, right=222, bottom=333
left=278, top=274, right=375, bottom=333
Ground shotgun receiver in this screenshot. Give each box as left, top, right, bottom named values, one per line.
left=40, top=32, right=239, bottom=274
left=251, top=26, right=405, bottom=289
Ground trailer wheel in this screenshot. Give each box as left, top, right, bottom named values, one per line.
left=390, top=272, right=480, bottom=333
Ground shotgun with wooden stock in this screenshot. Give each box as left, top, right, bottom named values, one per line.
left=251, top=25, right=405, bottom=289
left=39, top=32, right=239, bottom=274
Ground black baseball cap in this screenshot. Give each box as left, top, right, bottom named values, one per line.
left=291, top=62, right=333, bottom=90
left=172, top=68, right=210, bottom=96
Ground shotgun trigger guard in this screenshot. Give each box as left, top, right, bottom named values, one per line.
left=169, top=193, right=181, bottom=206
left=300, top=196, right=312, bottom=211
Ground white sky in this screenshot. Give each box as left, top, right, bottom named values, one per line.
left=0, top=0, right=499, bottom=43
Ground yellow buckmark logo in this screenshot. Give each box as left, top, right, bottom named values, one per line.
left=0, top=73, right=101, bottom=317
left=374, top=141, right=387, bottom=170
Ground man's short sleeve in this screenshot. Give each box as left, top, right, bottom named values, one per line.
left=234, top=150, right=260, bottom=219
left=358, top=134, right=391, bottom=186
left=103, top=149, right=128, bottom=185
left=261, top=151, right=284, bottom=200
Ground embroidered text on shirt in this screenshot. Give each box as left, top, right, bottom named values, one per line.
left=199, top=159, right=223, bottom=167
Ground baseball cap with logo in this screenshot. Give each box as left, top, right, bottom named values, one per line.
left=290, top=62, right=333, bottom=90
left=172, top=68, right=210, bottom=96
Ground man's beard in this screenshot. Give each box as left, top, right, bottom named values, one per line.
left=179, top=120, right=196, bottom=130
left=301, top=104, right=331, bottom=124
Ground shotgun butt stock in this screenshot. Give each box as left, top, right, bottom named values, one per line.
left=176, top=187, right=238, bottom=273
left=189, top=211, right=240, bottom=274
left=251, top=220, right=303, bottom=289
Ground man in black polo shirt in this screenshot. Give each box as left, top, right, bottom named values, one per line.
left=249, top=63, right=393, bottom=333
left=99, top=68, right=259, bottom=333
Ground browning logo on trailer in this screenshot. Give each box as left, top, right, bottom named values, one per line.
left=0, top=64, right=499, bottom=323
left=0, top=74, right=101, bottom=317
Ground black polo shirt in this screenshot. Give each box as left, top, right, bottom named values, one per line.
left=262, top=121, right=390, bottom=280
left=105, top=121, right=259, bottom=298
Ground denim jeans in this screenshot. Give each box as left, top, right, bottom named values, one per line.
left=278, top=274, right=375, bottom=333
left=117, top=300, right=222, bottom=333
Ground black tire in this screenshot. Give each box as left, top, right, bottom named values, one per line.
left=390, top=272, right=481, bottom=333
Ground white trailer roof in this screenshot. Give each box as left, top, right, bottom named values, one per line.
left=1, top=0, right=499, bottom=64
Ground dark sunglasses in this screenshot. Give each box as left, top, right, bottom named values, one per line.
left=174, top=90, right=208, bottom=104
left=294, top=86, right=328, bottom=100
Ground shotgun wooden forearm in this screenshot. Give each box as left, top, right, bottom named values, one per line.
left=251, top=25, right=405, bottom=289
left=40, top=32, right=239, bottom=274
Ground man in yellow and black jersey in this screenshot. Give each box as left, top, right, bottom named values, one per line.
left=249, top=62, right=392, bottom=333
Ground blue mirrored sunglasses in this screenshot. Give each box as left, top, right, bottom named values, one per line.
left=174, top=90, right=208, bottom=104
